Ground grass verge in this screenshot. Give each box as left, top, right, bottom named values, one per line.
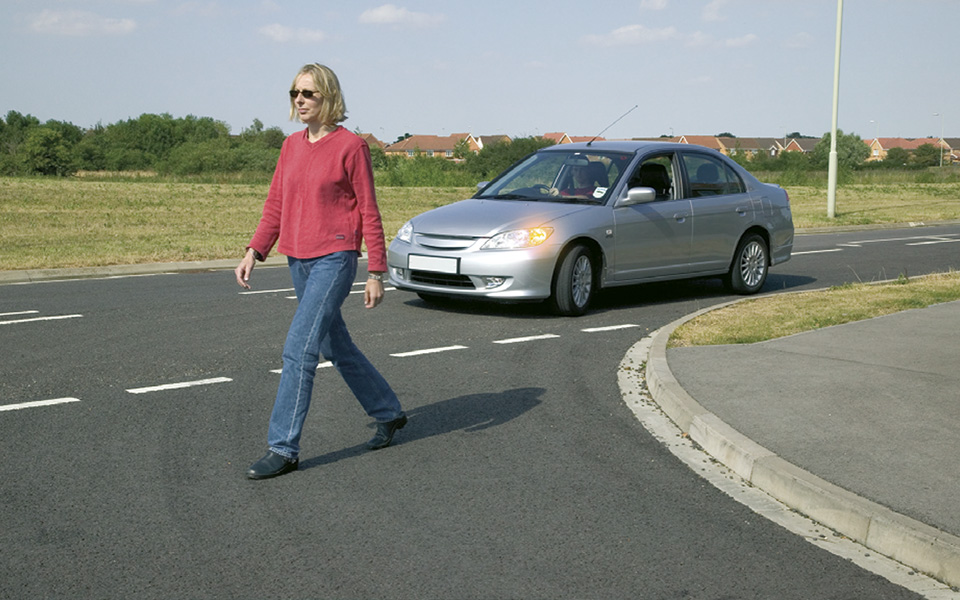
left=668, top=271, right=960, bottom=347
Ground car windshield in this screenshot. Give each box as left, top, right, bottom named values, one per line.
left=476, top=150, right=632, bottom=203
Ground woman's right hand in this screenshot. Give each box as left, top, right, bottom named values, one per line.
left=235, top=249, right=257, bottom=289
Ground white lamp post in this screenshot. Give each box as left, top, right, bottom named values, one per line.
left=827, top=0, right=843, bottom=219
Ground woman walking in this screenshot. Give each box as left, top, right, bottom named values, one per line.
left=235, top=63, right=406, bottom=480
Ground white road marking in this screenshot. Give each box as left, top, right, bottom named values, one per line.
left=840, top=233, right=960, bottom=248
left=582, top=324, right=639, bottom=333
left=0, top=397, right=81, bottom=412
left=240, top=288, right=294, bottom=295
left=126, top=377, right=233, bottom=395
left=390, top=345, right=468, bottom=358
left=792, top=248, right=843, bottom=256
left=0, top=314, right=83, bottom=325
left=0, top=310, right=39, bottom=317
left=270, top=361, right=333, bottom=374
left=493, top=334, right=561, bottom=344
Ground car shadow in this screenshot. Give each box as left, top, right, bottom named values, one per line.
left=397, top=273, right=817, bottom=318
left=591, top=273, right=817, bottom=313
left=299, top=386, right=545, bottom=470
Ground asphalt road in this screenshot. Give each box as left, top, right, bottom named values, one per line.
left=2, top=224, right=958, bottom=599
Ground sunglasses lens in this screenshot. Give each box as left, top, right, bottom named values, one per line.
left=289, top=89, right=318, bottom=99
left=289, top=90, right=298, bottom=99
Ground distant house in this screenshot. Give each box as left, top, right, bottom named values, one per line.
left=542, top=132, right=605, bottom=145
left=384, top=133, right=474, bottom=159
left=358, top=133, right=385, bottom=150
left=782, top=137, right=820, bottom=154
left=383, top=133, right=512, bottom=160
left=755, top=137, right=788, bottom=157
left=675, top=135, right=726, bottom=152
left=865, top=137, right=941, bottom=162
left=474, top=134, right=511, bottom=149
left=942, top=138, right=960, bottom=163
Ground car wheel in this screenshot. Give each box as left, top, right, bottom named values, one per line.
left=726, top=233, right=768, bottom=294
left=553, top=244, right=594, bottom=316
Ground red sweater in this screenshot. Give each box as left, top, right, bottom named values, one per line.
left=248, top=126, right=388, bottom=272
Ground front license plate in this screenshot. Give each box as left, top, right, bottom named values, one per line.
left=408, top=255, right=459, bottom=274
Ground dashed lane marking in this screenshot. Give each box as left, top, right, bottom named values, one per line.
left=582, top=324, right=639, bottom=333
left=126, top=377, right=233, bottom=395
left=493, top=334, right=561, bottom=344
left=0, top=314, right=83, bottom=325
left=0, top=397, right=81, bottom=412
left=390, top=345, right=468, bottom=358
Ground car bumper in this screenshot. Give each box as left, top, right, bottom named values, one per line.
left=387, top=242, right=558, bottom=301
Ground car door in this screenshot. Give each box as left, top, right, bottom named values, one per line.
left=681, top=152, right=755, bottom=274
left=611, top=153, right=693, bottom=281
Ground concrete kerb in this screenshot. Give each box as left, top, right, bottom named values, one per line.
left=634, top=302, right=960, bottom=589
left=0, top=256, right=289, bottom=285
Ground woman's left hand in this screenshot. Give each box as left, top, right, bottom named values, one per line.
left=364, top=278, right=384, bottom=309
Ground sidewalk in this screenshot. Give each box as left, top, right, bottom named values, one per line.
left=641, top=299, right=960, bottom=588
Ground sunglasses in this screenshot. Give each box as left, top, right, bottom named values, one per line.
left=289, top=89, right=321, bottom=99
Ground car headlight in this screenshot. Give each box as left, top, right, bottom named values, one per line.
left=482, top=227, right=553, bottom=250
left=396, top=221, right=413, bottom=243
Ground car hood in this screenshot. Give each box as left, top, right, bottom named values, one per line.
left=410, top=198, right=594, bottom=237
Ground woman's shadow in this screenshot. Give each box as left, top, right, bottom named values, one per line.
left=300, top=387, right=545, bottom=470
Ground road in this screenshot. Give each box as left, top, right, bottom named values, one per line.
left=2, top=224, right=958, bottom=599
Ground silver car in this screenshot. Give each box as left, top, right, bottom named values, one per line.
left=387, top=141, right=793, bottom=315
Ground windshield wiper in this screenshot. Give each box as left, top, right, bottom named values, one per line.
left=487, top=193, right=541, bottom=200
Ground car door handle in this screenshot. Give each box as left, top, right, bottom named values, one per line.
left=673, top=213, right=688, bottom=222
left=735, top=206, right=748, bottom=216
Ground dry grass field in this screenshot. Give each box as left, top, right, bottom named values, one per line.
left=1, top=176, right=958, bottom=271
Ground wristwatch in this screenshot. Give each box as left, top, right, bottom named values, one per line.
left=368, top=272, right=385, bottom=282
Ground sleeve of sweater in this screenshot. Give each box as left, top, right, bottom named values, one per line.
left=346, top=141, right=388, bottom=272
left=247, top=145, right=285, bottom=258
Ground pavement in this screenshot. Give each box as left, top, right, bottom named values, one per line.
left=638, top=297, right=960, bottom=589
left=5, top=258, right=960, bottom=588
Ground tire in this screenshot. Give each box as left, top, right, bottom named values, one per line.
left=725, top=233, right=769, bottom=294
left=552, top=244, right=595, bottom=316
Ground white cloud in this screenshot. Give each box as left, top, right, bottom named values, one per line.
left=583, top=24, right=678, bottom=47
left=724, top=33, right=757, bottom=48
left=702, top=0, right=728, bottom=22
left=259, top=24, right=326, bottom=43
left=359, top=4, right=445, bottom=27
left=784, top=32, right=814, bottom=49
left=29, top=9, right=137, bottom=36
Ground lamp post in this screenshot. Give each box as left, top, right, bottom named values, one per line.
left=827, top=0, right=843, bottom=219
left=933, top=112, right=944, bottom=167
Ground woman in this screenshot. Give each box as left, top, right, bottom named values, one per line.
left=235, top=63, right=406, bottom=480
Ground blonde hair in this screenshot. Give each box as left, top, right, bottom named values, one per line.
left=289, top=63, right=347, bottom=125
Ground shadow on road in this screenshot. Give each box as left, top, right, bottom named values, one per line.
left=299, top=387, right=545, bottom=470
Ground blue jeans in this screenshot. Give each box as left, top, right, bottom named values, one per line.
left=267, top=252, right=403, bottom=459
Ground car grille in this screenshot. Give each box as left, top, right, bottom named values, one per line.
left=414, top=234, right=478, bottom=250
left=410, top=271, right=475, bottom=288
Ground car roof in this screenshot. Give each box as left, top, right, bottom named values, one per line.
left=540, top=140, right=720, bottom=154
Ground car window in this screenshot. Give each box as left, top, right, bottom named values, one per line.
left=682, top=153, right=744, bottom=197
left=625, top=154, right=675, bottom=201
left=477, top=151, right=632, bottom=203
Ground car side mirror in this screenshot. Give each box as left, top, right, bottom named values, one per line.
left=620, top=187, right=657, bottom=206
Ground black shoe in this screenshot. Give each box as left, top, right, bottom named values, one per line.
left=246, top=451, right=298, bottom=480
left=366, top=413, right=408, bottom=450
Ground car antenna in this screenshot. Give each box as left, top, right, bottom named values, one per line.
left=587, top=105, right=638, bottom=146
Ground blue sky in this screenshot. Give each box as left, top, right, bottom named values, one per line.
left=2, top=0, right=956, bottom=144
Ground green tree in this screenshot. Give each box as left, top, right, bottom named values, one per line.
left=810, top=130, right=869, bottom=170
left=464, top=136, right=555, bottom=181
left=883, top=146, right=910, bottom=167
left=22, top=127, right=76, bottom=175
left=911, top=143, right=941, bottom=167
